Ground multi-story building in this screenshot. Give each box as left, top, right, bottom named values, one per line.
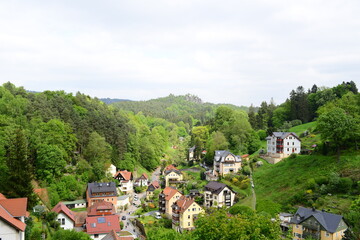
left=86, top=214, right=120, bottom=240
left=203, top=181, right=236, bottom=208
left=266, top=132, right=301, bottom=159
left=213, top=150, right=242, bottom=176
left=114, top=170, right=133, bottom=194
left=0, top=193, right=28, bottom=240
left=86, top=182, right=118, bottom=207
left=159, top=186, right=183, bottom=218
left=290, top=207, right=348, bottom=240
left=163, top=165, right=184, bottom=187
left=172, top=196, right=204, bottom=232
left=134, top=173, right=149, bottom=187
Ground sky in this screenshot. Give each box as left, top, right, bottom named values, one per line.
left=0, top=0, right=359, bottom=106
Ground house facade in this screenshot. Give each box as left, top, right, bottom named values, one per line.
left=159, top=187, right=183, bottom=218
left=164, top=165, right=184, bottom=187
left=146, top=181, right=160, bottom=200
left=52, top=202, right=75, bottom=230
left=188, top=146, right=196, bottom=161
left=290, top=207, right=348, bottom=240
left=266, top=132, right=301, bottom=158
left=134, top=173, right=148, bottom=187
left=213, top=150, right=242, bottom=176
left=0, top=194, right=28, bottom=240
left=114, top=170, right=133, bottom=194
left=172, top=196, right=204, bottom=232
left=86, top=182, right=118, bottom=207
left=203, top=181, right=236, bottom=208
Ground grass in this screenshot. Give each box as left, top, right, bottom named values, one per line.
left=289, top=121, right=317, bottom=136
left=253, top=152, right=360, bottom=214
left=134, top=165, right=151, bottom=178
left=70, top=207, right=87, bottom=212
left=119, top=231, right=133, bottom=236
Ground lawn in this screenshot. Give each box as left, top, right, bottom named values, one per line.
left=289, top=121, right=317, bottom=136
left=70, top=207, right=87, bottom=212
left=253, top=152, right=360, bottom=214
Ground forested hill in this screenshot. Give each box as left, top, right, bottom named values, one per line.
left=99, top=98, right=131, bottom=104
left=112, top=93, right=249, bottom=125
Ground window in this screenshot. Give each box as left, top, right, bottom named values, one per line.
left=94, top=234, right=99, bottom=238
left=62, top=218, right=65, bottom=225
left=292, top=142, right=294, bottom=145
left=287, top=142, right=289, bottom=145
left=326, top=232, right=330, bottom=237
left=188, top=215, right=190, bottom=219
left=188, top=222, right=190, bottom=226
left=192, top=208, right=196, bottom=211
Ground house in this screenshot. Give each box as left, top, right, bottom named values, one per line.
left=86, top=214, right=121, bottom=240
left=204, top=170, right=218, bottom=181
left=88, top=201, right=116, bottom=216
left=159, top=186, right=183, bottom=218
left=106, top=164, right=117, bottom=178
left=290, top=207, right=348, bottom=240
left=52, top=202, right=76, bottom=230
left=62, top=199, right=86, bottom=209
left=134, top=173, right=149, bottom=187
left=114, top=170, right=133, bottom=194
left=87, top=182, right=118, bottom=207
left=116, top=195, right=130, bottom=209
left=203, top=181, right=236, bottom=208
left=146, top=181, right=160, bottom=200
left=189, top=190, right=201, bottom=198
left=266, top=132, right=301, bottom=159
left=172, top=195, right=204, bottom=232
left=0, top=194, right=28, bottom=240
left=163, top=165, right=184, bottom=187
left=279, top=212, right=293, bottom=232
left=213, top=150, right=242, bottom=176
left=188, top=146, right=196, bottom=161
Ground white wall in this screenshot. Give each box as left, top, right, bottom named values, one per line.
left=57, top=212, right=74, bottom=230
left=0, top=218, right=22, bottom=240
left=89, top=233, right=107, bottom=240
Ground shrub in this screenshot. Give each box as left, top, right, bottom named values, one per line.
left=315, top=176, right=329, bottom=185
left=306, top=178, right=318, bottom=190
left=289, top=153, right=297, bottom=159
left=339, top=178, right=353, bottom=193
left=229, top=205, right=254, bottom=216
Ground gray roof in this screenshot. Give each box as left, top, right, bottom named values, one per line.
left=87, top=182, right=117, bottom=198
left=268, top=132, right=300, bottom=140
left=204, top=181, right=234, bottom=195
left=62, top=199, right=86, bottom=205
left=214, top=150, right=241, bottom=163
left=290, top=207, right=344, bottom=233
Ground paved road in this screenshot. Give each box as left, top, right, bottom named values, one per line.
left=120, top=167, right=161, bottom=237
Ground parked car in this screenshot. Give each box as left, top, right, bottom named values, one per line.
left=121, top=216, right=126, bottom=220
left=154, top=211, right=161, bottom=219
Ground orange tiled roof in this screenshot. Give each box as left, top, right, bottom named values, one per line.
left=52, top=202, right=75, bottom=222
left=163, top=187, right=181, bottom=201
left=174, top=196, right=195, bottom=213
left=150, top=181, right=160, bottom=189
left=86, top=215, right=120, bottom=234
left=0, top=193, right=6, bottom=200
left=165, top=165, right=178, bottom=171
left=88, top=201, right=115, bottom=216
left=74, top=211, right=87, bottom=227
left=115, top=170, right=132, bottom=181
left=0, top=205, right=26, bottom=231
left=0, top=197, right=28, bottom=217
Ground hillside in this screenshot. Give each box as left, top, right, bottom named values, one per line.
left=112, top=93, right=249, bottom=125
left=253, top=122, right=360, bottom=216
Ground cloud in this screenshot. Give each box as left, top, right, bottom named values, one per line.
left=0, top=0, right=359, bottom=106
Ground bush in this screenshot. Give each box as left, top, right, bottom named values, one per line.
left=339, top=178, right=353, bottom=193
left=315, top=176, right=329, bottom=185
left=229, top=205, right=254, bottom=216
left=306, top=178, right=318, bottom=190
left=289, top=153, right=297, bottom=159
left=242, top=166, right=251, bottom=176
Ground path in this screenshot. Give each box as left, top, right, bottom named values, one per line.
left=249, top=168, right=257, bottom=210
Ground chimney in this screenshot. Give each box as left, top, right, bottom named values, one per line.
left=312, top=207, right=316, bottom=212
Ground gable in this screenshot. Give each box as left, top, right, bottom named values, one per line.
left=224, top=154, right=235, bottom=161
left=301, top=216, right=325, bottom=231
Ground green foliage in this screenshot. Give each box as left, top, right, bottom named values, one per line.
left=52, top=229, right=92, bottom=240
left=191, top=208, right=282, bottom=240
left=228, top=205, right=255, bottom=216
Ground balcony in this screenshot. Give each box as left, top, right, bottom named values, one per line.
left=173, top=213, right=180, bottom=218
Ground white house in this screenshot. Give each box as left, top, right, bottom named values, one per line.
left=0, top=194, right=28, bottom=240
left=213, top=150, right=242, bottom=176
left=114, top=170, right=133, bottom=194
left=52, top=202, right=75, bottom=230
left=134, top=173, right=149, bottom=187
left=116, top=195, right=130, bottom=209
left=203, top=181, right=236, bottom=208
left=266, top=132, right=301, bottom=159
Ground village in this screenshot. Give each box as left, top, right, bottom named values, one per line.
left=0, top=131, right=349, bottom=240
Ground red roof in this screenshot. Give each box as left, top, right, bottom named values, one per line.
left=0, top=193, right=6, bottom=200
left=88, top=201, right=115, bottom=216
left=74, top=211, right=87, bottom=227
left=162, top=187, right=181, bottom=201
left=241, top=154, right=249, bottom=158
left=174, top=196, right=195, bottom=213
left=115, top=170, right=132, bottom=181
left=164, top=165, right=178, bottom=171
left=103, top=230, right=135, bottom=240
left=0, top=205, right=26, bottom=231
left=0, top=197, right=28, bottom=217
left=86, top=215, right=120, bottom=235
left=150, top=181, right=160, bottom=189
left=140, top=173, right=148, bottom=179
left=52, top=202, right=75, bottom=222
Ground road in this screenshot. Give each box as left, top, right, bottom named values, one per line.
left=120, top=167, right=161, bottom=238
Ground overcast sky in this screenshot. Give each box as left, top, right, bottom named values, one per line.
left=0, top=0, right=359, bottom=106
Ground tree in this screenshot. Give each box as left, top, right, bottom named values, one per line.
left=52, top=229, right=92, bottom=240
left=36, top=144, right=67, bottom=182
left=83, top=131, right=112, bottom=165
left=5, top=128, right=36, bottom=206
left=191, top=209, right=282, bottom=240
left=317, top=107, right=357, bottom=161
